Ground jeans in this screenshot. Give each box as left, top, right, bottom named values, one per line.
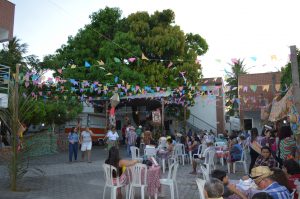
left=127, top=144, right=134, bottom=157
left=69, top=142, right=78, bottom=162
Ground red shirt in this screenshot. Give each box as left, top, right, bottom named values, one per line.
left=288, top=173, right=300, bottom=198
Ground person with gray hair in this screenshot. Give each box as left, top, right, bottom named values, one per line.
left=204, top=178, right=224, bottom=199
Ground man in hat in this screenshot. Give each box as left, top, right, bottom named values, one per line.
left=250, top=166, right=292, bottom=199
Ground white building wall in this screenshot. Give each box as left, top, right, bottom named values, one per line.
left=188, top=94, right=217, bottom=131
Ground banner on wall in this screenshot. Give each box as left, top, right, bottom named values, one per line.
left=152, top=110, right=161, bottom=124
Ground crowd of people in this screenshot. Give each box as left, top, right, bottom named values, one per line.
left=67, top=121, right=300, bottom=199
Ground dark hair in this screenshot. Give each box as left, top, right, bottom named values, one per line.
left=251, top=192, right=273, bottom=199
left=270, top=168, right=292, bottom=192
left=105, top=146, right=120, bottom=169
left=250, top=128, right=258, bottom=143
left=167, top=138, right=172, bottom=144
left=278, top=126, right=292, bottom=140
left=283, top=159, right=300, bottom=175
left=204, top=178, right=224, bottom=198
left=211, top=169, right=227, bottom=182
left=261, top=146, right=271, bottom=153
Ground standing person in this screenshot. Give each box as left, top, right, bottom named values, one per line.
left=135, top=125, right=142, bottom=148
left=68, top=127, right=79, bottom=163
left=80, top=127, right=95, bottom=163
left=278, top=126, right=296, bottom=165
left=105, top=126, right=119, bottom=150
left=121, top=124, right=127, bottom=145
left=249, top=128, right=261, bottom=173
left=126, top=125, right=137, bottom=157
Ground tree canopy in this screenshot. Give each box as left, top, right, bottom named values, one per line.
left=42, top=7, right=209, bottom=103
left=225, top=59, right=247, bottom=116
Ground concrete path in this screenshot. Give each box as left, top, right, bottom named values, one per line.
left=0, top=145, right=247, bottom=199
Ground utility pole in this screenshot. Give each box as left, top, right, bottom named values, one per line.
left=11, top=63, right=20, bottom=191
left=290, top=45, right=300, bottom=163
left=291, top=45, right=300, bottom=113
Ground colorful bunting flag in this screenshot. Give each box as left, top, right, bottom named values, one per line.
left=85, top=61, right=91, bottom=68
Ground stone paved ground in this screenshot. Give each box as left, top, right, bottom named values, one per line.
left=0, top=146, right=247, bottom=199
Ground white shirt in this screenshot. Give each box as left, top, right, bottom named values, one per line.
left=81, top=131, right=92, bottom=143
left=107, top=131, right=119, bottom=141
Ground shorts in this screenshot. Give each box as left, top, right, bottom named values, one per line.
left=81, top=142, right=92, bottom=151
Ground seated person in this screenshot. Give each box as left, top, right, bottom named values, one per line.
left=270, top=168, right=293, bottom=193
left=204, top=178, right=224, bottom=199
left=188, top=135, right=201, bottom=156
left=158, top=136, right=167, bottom=149
left=105, top=146, right=138, bottom=198
left=227, top=138, right=243, bottom=173
left=166, top=138, right=174, bottom=155
left=283, top=159, right=300, bottom=198
left=254, top=146, right=277, bottom=168
left=250, top=166, right=292, bottom=199
left=211, top=169, right=247, bottom=199
left=190, top=141, right=215, bottom=175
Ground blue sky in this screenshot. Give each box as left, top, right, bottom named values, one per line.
left=9, top=0, right=300, bottom=78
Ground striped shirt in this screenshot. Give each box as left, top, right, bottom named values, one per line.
left=279, top=137, right=296, bottom=160
left=264, top=182, right=292, bottom=199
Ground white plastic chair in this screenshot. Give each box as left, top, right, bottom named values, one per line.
left=193, top=144, right=206, bottom=159
left=128, top=163, right=148, bottom=199
left=203, top=150, right=216, bottom=174
left=144, top=146, right=157, bottom=158
left=174, top=144, right=189, bottom=165
left=158, top=137, right=167, bottom=149
left=214, top=141, right=227, bottom=147
left=102, top=164, right=129, bottom=199
left=130, top=146, right=143, bottom=162
left=200, top=165, right=209, bottom=181
left=231, top=150, right=247, bottom=174
left=159, top=163, right=179, bottom=199
left=195, top=178, right=206, bottom=199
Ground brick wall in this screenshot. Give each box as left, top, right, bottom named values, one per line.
left=238, top=72, right=281, bottom=124
left=0, top=0, right=15, bottom=41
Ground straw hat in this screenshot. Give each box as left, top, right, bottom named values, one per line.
left=250, top=166, right=274, bottom=183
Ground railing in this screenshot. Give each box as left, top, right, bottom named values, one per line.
left=187, top=113, right=217, bottom=131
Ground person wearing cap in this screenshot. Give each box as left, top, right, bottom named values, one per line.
left=135, top=125, right=142, bottom=148
left=250, top=166, right=292, bottom=199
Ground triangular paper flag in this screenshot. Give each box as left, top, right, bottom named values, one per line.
left=128, top=57, right=136, bottom=62
left=271, top=55, right=277, bottom=61
left=97, top=60, right=105, bottom=65
left=113, top=57, right=121, bottom=63
left=250, top=85, right=257, bottom=92
left=85, top=61, right=91, bottom=68
left=105, top=73, right=112, bottom=76
left=142, top=53, right=149, bottom=60
left=250, top=57, right=257, bottom=61
left=57, top=69, right=63, bottom=74
left=167, top=61, right=173, bottom=68
left=275, top=84, right=280, bottom=91
left=71, top=64, right=76, bottom=69
left=262, top=85, right=270, bottom=92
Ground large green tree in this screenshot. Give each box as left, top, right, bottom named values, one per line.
left=225, top=59, right=247, bottom=116
left=42, top=7, right=208, bottom=94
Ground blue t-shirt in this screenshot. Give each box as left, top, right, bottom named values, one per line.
left=68, top=132, right=79, bottom=143
left=230, top=143, right=242, bottom=161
